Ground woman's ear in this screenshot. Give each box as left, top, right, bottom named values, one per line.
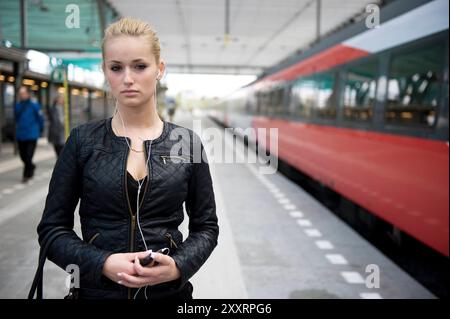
left=102, top=63, right=110, bottom=88
left=157, top=60, right=166, bottom=80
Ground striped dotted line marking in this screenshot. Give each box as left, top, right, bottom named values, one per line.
left=231, top=133, right=384, bottom=299
left=253, top=171, right=383, bottom=299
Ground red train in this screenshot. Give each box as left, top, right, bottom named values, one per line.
left=210, top=0, right=449, bottom=256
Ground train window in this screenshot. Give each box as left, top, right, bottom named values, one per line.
left=246, top=93, right=257, bottom=115
left=236, top=94, right=247, bottom=115
left=271, top=88, right=285, bottom=116
left=267, top=91, right=276, bottom=116
left=256, top=92, right=263, bottom=115
left=315, top=72, right=338, bottom=119
left=257, top=91, right=271, bottom=116
left=291, top=76, right=316, bottom=119
left=386, top=44, right=444, bottom=127
left=343, top=59, right=377, bottom=122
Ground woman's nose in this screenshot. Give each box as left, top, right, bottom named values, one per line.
left=123, top=68, right=134, bottom=84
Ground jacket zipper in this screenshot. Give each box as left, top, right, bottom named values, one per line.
left=160, top=155, right=189, bottom=164
left=124, top=140, right=151, bottom=299
left=123, top=145, right=135, bottom=248
left=165, top=232, right=178, bottom=249
left=123, top=144, right=133, bottom=300
left=88, top=233, right=100, bottom=244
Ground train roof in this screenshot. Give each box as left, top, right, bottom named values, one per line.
left=251, top=0, right=447, bottom=86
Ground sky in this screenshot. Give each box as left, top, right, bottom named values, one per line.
left=163, top=73, right=257, bottom=99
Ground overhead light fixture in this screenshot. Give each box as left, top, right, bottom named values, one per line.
left=22, top=79, right=35, bottom=86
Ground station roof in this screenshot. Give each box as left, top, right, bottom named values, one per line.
left=108, top=0, right=383, bottom=74
left=0, top=0, right=383, bottom=75
left=0, top=0, right=118, bottom=70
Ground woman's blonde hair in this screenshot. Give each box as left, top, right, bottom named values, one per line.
left=101, top=17, right=161, bottom=64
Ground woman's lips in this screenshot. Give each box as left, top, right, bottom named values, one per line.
left=121, top=90, right=139, bottom=96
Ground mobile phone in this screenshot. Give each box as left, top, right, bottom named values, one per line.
left=139, top=248, right=170, bottom=267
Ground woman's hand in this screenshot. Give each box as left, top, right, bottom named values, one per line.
left=116, top=252, right=181, bottom=288
left=102, top=251, right=150, bottom=283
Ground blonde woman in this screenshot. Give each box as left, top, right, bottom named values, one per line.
left=35, top=18, right=219, bottom=299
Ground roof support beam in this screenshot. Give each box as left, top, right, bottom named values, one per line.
left=225, top=0, right=230, bottom=36
left=316, top=0, right=322, bottom=41
left=97, top=0, right=107, bottom=39
left=245, top=0, right=316, bottom=65
left=175, top=0, right=192, bottom=71
left=20, top=0, right=27, bottom=49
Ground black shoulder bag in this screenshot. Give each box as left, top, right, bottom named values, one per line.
left=28, top=226, right=79, bottom=299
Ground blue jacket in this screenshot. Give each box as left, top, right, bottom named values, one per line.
left=14, top=99, right=45, bottom=141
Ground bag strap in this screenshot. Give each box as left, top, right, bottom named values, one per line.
left=28, top=226, right=72, bottom=299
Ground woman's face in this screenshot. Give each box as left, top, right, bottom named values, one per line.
left=103, top=35, right=163, bottom=108
left=57, top=95, right=64, bottom=105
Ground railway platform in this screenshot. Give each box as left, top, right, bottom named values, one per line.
left=0, top=112, right=435, bottom=299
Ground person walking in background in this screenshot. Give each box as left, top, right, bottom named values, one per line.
left=47, top=94, right=66, bottom=157
left=14, top=86, right=44, bottom=183
left=166, top=98, right=177, bottom=122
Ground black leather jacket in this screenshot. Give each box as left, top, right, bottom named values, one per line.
left=37, top=118, right=219, bottom=299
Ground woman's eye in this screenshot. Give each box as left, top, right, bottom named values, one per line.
left=110, top=65, right=122, bottom=72
left=135, top=64, right=147, bottom=70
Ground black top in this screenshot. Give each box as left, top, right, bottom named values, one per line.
left=127, top=171, right=148, bottom=215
